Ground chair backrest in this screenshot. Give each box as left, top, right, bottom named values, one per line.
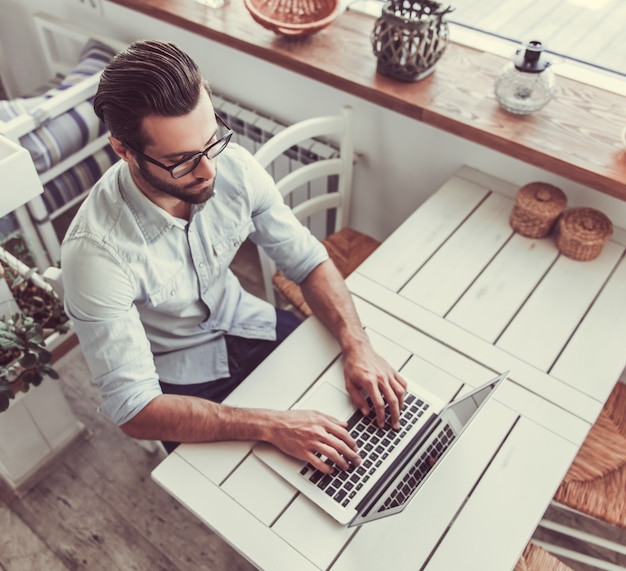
left=253, top=106, right=355, bottom=305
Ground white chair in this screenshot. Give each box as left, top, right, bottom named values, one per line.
left=253, top=106, right=380, bottom=316
left=0, top=13, right=127, bottom=270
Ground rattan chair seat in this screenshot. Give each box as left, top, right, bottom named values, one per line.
left=514, top=542, right=573, bottom=571
left=554, top=381, right=626, bottom=528
left=272, top=227, right=380, bottom=317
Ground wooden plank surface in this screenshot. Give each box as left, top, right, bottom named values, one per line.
left=0, top=500, right=69, bottom=571
left=357, top=174, right=489, bottom=292
left=152, top=283, right=591, bottom=571
left=496, top=240, right=624, bottom=371
left=551, top=252, right=626, bottom=402
left=351, top=168, right=626, bottom=417
left=331, top=398, right=519, bottom=570
left=447, top=233, right=558, bottom=342
left=348, top=275, right=602, bottom=423
left=106, top=0, right=626, bottom=199
left=424, top=416, right=578, bottom=571
left=399, top=191, right=513, bottom=314
left=152, top=453, right=321, bottom=571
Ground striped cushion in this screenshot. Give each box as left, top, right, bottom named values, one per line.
left=42, top=146, right=119, bottom=214
left=0, top=39, right=119, bottom=215
left=0, top=39, right=116, bottom=174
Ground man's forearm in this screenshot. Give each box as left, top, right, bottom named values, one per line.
left=300, top=258, right=407, bottom=428
left=300, top=259, right=369, bottom=354
left=121, top=394, right=277, bottom=443
left=121, top=392, right=361, bottom=473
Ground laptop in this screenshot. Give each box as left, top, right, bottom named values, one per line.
left=253, top=365, right=508, bottom=526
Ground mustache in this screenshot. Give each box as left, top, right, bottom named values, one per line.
left=185, top=179, right=210, bottom=190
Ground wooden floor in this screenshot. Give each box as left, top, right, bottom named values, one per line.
left=447, top=0, right=626, bottom=76
left=0, top=242, right=265, bottom=571
left=0, top=348, right=257, bottom=571
left=2, top=238, right=626, bottom=569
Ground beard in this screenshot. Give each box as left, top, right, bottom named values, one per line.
left=136, top=160, right=216, bottom=204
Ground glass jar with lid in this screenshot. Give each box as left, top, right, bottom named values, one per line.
left=495, top=40, right=555, bottom=115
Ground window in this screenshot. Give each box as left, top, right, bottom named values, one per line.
left=347, top=0, right=626, bottom=95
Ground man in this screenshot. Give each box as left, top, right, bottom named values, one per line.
left=61, top=40, right=406, bottom=473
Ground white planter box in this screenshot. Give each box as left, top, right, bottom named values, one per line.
left=0, top=375, right=88, bottom=496
left=0, top=135, right=43, bottom=216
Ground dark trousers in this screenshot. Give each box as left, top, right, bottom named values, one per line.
left=159, top=308, right=302, bottom=452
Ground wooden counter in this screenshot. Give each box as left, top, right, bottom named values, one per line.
left=108, top=0, right=626, bottom=199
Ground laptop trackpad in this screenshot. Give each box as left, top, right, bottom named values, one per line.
left=299, top=382, right=355, bottom=422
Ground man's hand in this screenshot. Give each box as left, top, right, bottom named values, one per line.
left=267, top=409, right=361, bottom=474
left=300, top=259, right=408, bottom=431
left=343, top=344, right=407, bottom=430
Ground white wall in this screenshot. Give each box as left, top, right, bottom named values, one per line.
left=2, top=0, right=625, bottom=238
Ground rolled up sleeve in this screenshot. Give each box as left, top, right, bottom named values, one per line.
left=246, top=154, right=329, bottom=284
left=62, top=239, right=162, bottom=426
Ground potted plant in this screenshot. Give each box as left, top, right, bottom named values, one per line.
left=0, top=311, right=60, bottom=412
left=0, top=244, right=87, bottom=496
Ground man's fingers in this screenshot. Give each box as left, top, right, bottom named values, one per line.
left=304, top=437, right=360, bottom=473
left=369, top=389, right=388, bottom=428
left=346, top=384, right=371, bottom=417
left=381, top=373, right=408, bottom=429
left=394, top=373, right=408, bottom=407
left=316, top=440, right=360, bottom=471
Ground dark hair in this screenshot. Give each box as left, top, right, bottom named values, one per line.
left=94, top=40, right=209, bottom=150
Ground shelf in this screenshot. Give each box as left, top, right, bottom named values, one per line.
left=108, top=0, right=626, bottom=200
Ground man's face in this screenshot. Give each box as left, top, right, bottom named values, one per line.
left=135, top=154, right=215, bottom=205
left=132, top=89, right=220, bottom=208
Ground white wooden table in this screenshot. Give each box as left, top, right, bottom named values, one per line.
left=152, top=167, right=626, bottom=570
left=349, top=166, right=626, bottom=421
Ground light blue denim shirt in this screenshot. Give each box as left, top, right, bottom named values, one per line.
left=61, top=143, right=328, bottom=425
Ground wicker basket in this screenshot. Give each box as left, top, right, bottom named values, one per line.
left=509, top=182, right=567, bottom=238
left=555, top=207, right=613, bottom=261
left=243, top=0, right=341, bottom=36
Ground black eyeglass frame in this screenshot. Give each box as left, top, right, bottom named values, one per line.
left=126, top=113, right=233, bottom=179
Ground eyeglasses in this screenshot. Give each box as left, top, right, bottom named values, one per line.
left=127, top=113, right=233, bottom=179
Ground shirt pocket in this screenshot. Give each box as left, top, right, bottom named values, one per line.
left=212, top=220, right=254, bottom=260
left=147, top=271, right=196, bottom=310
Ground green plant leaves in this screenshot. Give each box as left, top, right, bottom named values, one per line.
left=0, top=309, right=60, bottom=411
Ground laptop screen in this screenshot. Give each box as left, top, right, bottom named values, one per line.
left=349, top=371, right=508, bottom=527
left=444, top=375, right=504, bottom=427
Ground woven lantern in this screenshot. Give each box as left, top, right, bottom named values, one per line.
left=555, top=207, right=613, bottom=261
left=371, top=0, right=454, bottom=82
left=509, top=182, right=567, bottom=238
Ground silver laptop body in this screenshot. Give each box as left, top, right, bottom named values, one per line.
left=254, top=365, right=508, bottom=526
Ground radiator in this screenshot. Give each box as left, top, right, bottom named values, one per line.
left=212, top=91, right=339, bottom=240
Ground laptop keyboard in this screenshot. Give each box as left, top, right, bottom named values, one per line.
left=299, top=392, right=429, bottom=508
left=379, top=422, right=455, bottom=513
